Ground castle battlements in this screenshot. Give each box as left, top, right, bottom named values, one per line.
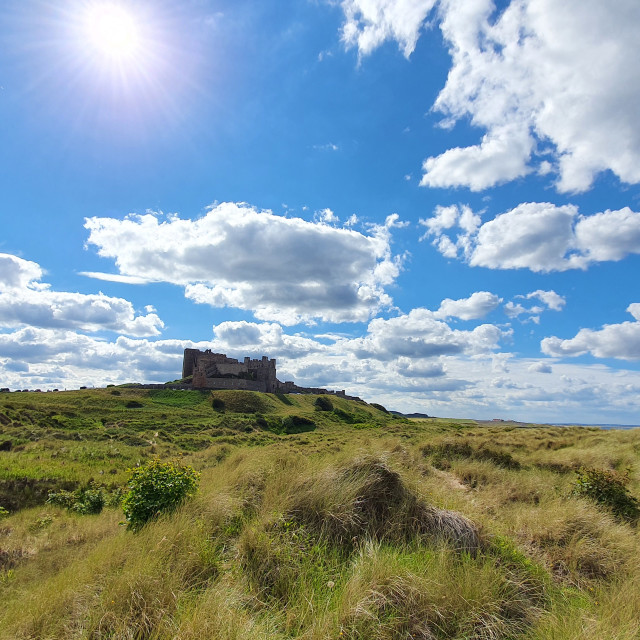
left=181, top=348, right=359, bottom=400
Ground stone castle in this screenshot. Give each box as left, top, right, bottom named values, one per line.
left=182, top=349, right=357, bottom=399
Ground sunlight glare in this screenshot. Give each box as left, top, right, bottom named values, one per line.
left=84, top=3, right=140, bottom=61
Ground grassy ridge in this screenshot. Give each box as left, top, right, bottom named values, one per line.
left=0, top=389, right=639, bottom=638
left=0, top=389, right=394, bottom=508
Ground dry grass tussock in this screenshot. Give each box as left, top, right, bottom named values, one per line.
left=335, top=542, right=545, bottom=640
left=285, top=456, right=481, bottom=553
left=236, top=452, right=551, bottom=639
left=508, top=498, right=639, bottom=586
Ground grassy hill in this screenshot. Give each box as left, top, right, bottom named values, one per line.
left=1, top=388, right=639, bottom=639
left=0, top=388, right=396, bottom=509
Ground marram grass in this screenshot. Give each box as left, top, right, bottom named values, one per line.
left=0, top=389, right=639, bottom=638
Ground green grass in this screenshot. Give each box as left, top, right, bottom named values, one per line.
left=0, top=389, right=639, bottom=638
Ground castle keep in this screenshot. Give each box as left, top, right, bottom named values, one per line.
left=182, top=348, right=357, bottom=399
left=182, top=349, right=278, bottom=393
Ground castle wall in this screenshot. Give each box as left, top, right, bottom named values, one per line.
left=210, top=362, right=248, bottom=377
left=198, top=378, right=266, bottom=392
left=277, top=381, right=348, bottom=397
left=185, top=350, right=248, bottom=379
left=183, top=349, right=356, bottom=398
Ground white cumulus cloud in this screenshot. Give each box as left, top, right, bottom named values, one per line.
left=528, top=361, right=552, bottom=374
left=0, top=253, right=163, bottom=336
left=341, top=0, right=437, bottom=58
left=84, top=203, right=403, bottom=325
left=525, top=290, right=565, bottom=312
left=348, top=308, right=506, bottom=360
left=504, top=289, right=565, bottom=323
left=433, top=291, right=502, bottom=320
left=340, top=0, right=640, bottom=193
left=0, top=253, right=44, bottom=289
left=541, top=304, right=640, bottom=361
left=420, top=203, right=640, bottom=273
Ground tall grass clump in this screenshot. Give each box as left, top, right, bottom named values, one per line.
left=335, top=543, right=547, bottom=640
left=422, top=439, right=520, bottom=470
left=286, top=456, right=481, bottom=553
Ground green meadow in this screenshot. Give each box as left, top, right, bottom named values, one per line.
left=1, top=388, right=639, bottom=639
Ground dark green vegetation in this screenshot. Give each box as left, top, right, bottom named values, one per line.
left=571, top=466, right=639, bottom=522
left=1, top=388, right=639, bottom=639
left=122, top=459, right=200, bottom=530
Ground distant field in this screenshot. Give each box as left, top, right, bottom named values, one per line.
left=1, top=388, right=639, bottom=639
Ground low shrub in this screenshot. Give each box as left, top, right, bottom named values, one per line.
left=47, top=483, right=106, bottom=515
left=121, top=459, right=200, bottom=531
left=475, top=446, right=521, bottom=470
left=211, top=397, right=225, bottom=411
left=421, top=440, right=474, bottom=469
left=125, top=400, right=143, bottom=409
left=370, top=402, right=389, bottom=413
left=282, top=415, right=316, bottom=434
left=333, top=408, right=356, bottom=423
left=254, top=414, right=282, bottom=431
left=105, top=486, right=125, bottom=507
left=421, top=440, right=520, bottom=470
left=314, top=395, right=334, bottom=411
left=74, top=486, right=106, bottom=514
left=174, top=435, right=213, bottom=451
left=571, top=467, right=639, bottom=521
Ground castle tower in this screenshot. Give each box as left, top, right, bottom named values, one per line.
left=182, top=348, right=202, bottom=379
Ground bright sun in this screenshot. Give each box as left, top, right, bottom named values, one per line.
left=84, top=3, right=141, bottom=62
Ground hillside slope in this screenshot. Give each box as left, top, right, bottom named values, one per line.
left=0, top=388, right=397, bottom=509
left=1, top=389, right=639, bottom=639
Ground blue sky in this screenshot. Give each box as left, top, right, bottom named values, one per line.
left=2, top=0, right=640, bottom=423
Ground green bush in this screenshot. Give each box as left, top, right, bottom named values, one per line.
left=122, top=460, right=200, bottom=531
left=333, top=407, right=356, bottom=423
left=47, top=483, right=106, bottom=515
left=74, top=487, right=106, bottom=514
left=314, top=396, right=333, bottom=411
left=105, top=486, right=125, bottom=507
left=370, top=402, right=389, bottom=413
left=281, top=415, right=315, bottom=434
left=211, top=397, right=225, bottom=411
left=0, top=506, right=9, bottom=519
left=572, top=467, right=639, bottom=521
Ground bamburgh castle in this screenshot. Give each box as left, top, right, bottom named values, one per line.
left=182, top=349, right=357, bottom=399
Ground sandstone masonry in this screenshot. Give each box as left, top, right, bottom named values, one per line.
left=182, top=348, right=360, bottom=400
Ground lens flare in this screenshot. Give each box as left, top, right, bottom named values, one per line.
left=84, top=3, right=140, bottom=61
